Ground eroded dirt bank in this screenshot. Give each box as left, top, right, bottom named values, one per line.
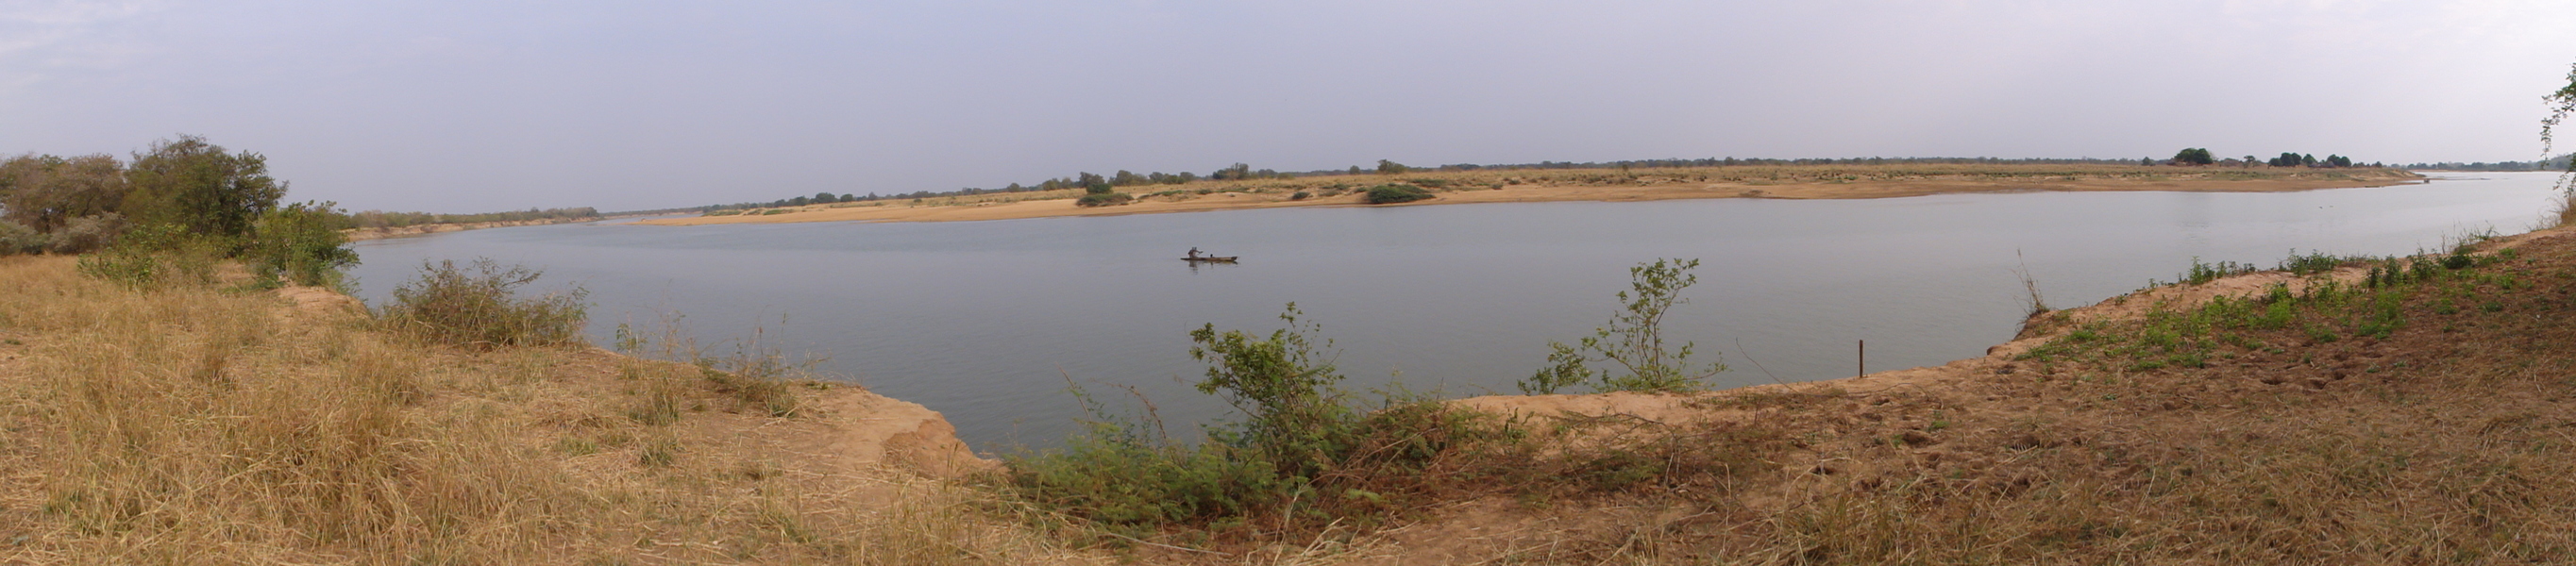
left=1324, top=225, right=2576, bottom=564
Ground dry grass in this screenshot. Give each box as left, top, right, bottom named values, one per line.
left=0, top=255, right=1095, bottom=565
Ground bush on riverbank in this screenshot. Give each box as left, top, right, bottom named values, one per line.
left=1361, top=184, right=1433, bottom=204
left=378, top=258, right=589, bottom=347
left=1074, top=191, right=1133, bottom=207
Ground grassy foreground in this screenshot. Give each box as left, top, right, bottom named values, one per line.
left=0, top=256, right=1089, bottom=565
left=7, top=224, right=2574, bottom=564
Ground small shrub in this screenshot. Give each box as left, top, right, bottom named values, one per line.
left=1010, top=305, right=1524, bottom=531
left=2279, top=249, right=2348, bottom=275
left=1363, top=184, right=1433, bottom=204
left=1289, top=191, right=1312, bottom=201
left=704, top=209, right=743, bottom=216
left=760, top=208, right=791, bottom=215
left=378, top=258, right=589, bottom=347
left=1521, top=258, right=1726, bottom=394
left=2180, top=257, right=2255, bottom=285
left=0, top=221, right=46, bottom=255
left=1074, top=192, right=1132, bottom=208
left=73, top=224, right=217, bottom=290
left=45, top=213, right=125, bottom=254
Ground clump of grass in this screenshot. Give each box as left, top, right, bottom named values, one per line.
left=2179, top=257, right=2258, bottom=285
left=2277, top=249, right=2353, bottom=275
left=377, top=258, right=588, bottom=347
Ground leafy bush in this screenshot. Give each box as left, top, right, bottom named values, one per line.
left=1074, top=192, right=1132, bottom=208
left=1289, top=191, right=1312, bottom=201
left=1362, top=184, right=1433, bottom=204
left=0, top=221, right=45, bottom=255
left=44, top=213, right=125, bottom=254
left=1521, top=258, right=1726, bottom=394
left=1010, top=305, right=1522, bottom=531
left=73, top=224, right=218, bottom=290
left=378, top=258, right=588, bottom=347
left=247, top=201, right=359, bottom=288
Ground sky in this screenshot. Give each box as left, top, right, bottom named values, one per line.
left=3, top=0, right=2572, bottom=213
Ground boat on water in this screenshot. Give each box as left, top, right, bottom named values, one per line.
left=1182, top=256, right=1238, bottom=263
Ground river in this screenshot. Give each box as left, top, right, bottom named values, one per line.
left=346, top=171, right=2567, bottom=450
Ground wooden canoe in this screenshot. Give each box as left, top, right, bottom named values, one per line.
left=1182, top=257, right=1238, bottom=263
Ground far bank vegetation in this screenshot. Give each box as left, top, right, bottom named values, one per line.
left=696, top=158, right=2418, bottom=217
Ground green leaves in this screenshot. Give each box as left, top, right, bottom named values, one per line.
left=1520, top=258, right=1726, bottom=394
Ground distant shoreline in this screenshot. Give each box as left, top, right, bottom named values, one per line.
left=634, top=165, right=2426, bottom=226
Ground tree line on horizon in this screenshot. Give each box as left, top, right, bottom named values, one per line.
left=685, top=155, right=2263, bottom=214
left=2164, top=148, right=2380, bottom=168
left=2397, top=155, right=2574, bottom=172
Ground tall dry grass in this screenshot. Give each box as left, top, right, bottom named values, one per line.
left=0, top=255, right=1094, bottom=565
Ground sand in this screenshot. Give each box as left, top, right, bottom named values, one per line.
left=634, top=170, right=2427, bottom=226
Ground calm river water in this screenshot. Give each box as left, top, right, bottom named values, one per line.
left=347, top=172, right=2567, bottom=450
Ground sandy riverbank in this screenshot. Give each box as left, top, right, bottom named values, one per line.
left=343, top=217, right=608, bottom=241
left=638, top=165, right=2425, bottom=226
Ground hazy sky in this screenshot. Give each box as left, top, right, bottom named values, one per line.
left=4, top=0, right=2572, bottom=212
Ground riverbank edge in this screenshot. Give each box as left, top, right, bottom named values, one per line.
left=636, top=167, right=2427, bottom=226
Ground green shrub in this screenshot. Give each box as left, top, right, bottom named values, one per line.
left=1009, top=305, right=1522, bottom=531
left=0, top=221, right=45, bottom=255
left=44, top=213, right=125, bottom=254
left=247, top=201, right=359, bottom=289
left=1074, top=192, right=1132, bottom=208
left=2180, top=257, right=2256, bottom=285
left=703, top=209, right=743, bottom=217
left=378, top=258, right=589, bottom=347
left=2278, top=249, right=2349, bottom=275
left=1362, top=184, right=1433, bottom=204
left=1289, top=191, right=1312, bottom=201
left=1521, top=258, right=1726, bottom=394
left=73, top=224, right=218, bottom=290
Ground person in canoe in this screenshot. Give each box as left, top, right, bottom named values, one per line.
left=1187, top=247, right=1202, bottom=259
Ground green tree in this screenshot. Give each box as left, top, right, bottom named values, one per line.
left=0, top=154, right=128, bottom=233
left=2172, top=147, right=2214, bottom=165
left=1520, top=258, right=1726, bottom=394
left=121, top=135, right=284, bottom=245
left=248, top=200, right=360, bottom=288
left=1376, top=159, right=1409, bottom=175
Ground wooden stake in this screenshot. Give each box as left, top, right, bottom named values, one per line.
left=1858, top=340, right=1865, bottom=378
